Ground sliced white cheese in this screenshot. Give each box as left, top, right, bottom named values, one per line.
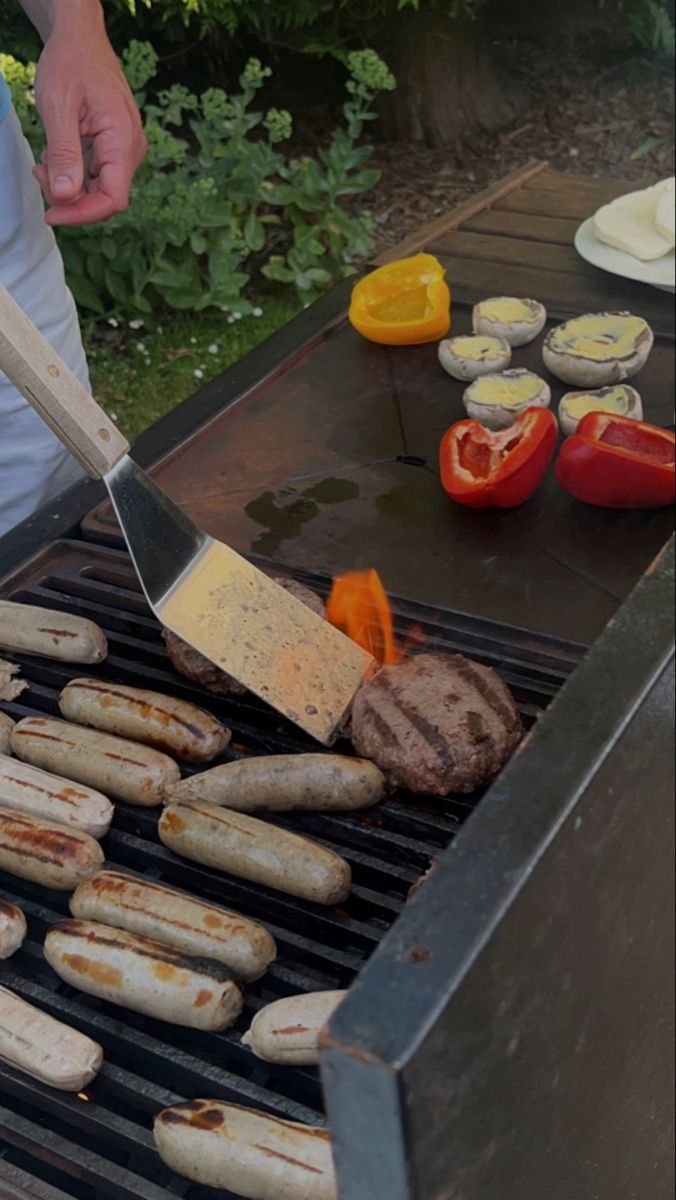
left=655, top=178, right=675, bottom=247
left=593, top=183, right=673, bottom=262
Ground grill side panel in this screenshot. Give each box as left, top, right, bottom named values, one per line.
left=323, top=539, right=675, bottom=1200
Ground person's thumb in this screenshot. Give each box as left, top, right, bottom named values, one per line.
left=42, top=96, right=84, bottom=201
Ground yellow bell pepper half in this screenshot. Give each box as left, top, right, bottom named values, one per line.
left=349, top=253, right=451, bottom=346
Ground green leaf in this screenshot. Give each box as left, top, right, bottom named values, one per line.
left=244, top=211, right=266, bottom=252
left=104, top=267, right=130, bottom=306
left=68, top=274, right=105, bottom=316
left=190, top=232, right=208, bottom=255
left=630, top=136, right=667, bottom=160
left=262, top=261, right=295, bottom=283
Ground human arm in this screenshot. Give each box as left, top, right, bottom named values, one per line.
left=19, top=0, right=147, bottom=225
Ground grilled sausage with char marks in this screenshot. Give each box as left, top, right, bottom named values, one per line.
left=0, top=756, right=113, bottom=838
left=159, top=801, right=351, bottom=906
left=59, top=679, right=230, bottom=763
left=242, top=991, right=346, bottom=1066
left=0, top=808, right=104, bottom=891
left=11, top=716, right=180, bottom=807
left=44, top=920, right=244, bottom=1031
left=0, top=712, right=15, bottom=755
left=70, top=870, right=276, bottom=982
left=0, top=984, right=103, bottom=1090
left=154, top=1100, right=337, bottom=1200
left=0, top=898, right=27, bottom=958
left=0, top=601, right=107, bottom=663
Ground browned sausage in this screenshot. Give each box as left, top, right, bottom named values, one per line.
left=0, top=756, right=113, bottom=837
left=0, top=984, right=103, bottom=1090
left=154, top=1100, right=337, bottom=1199
left=70, top=870, right=276, bottom=982
left=44, top=920, right=244, bottom=1031
left=0, top=712, right=14, bottom=755
left=0, top=807, right=104, bottom=891
left=59, top=679, right=230, bottom=763
left=159, top=801, right=351, bottom=905
left=11, top=716, right=180, bottom=806
left=0, top=601, right=107, bottom=662
left=165, top=754, right=385, bottom=812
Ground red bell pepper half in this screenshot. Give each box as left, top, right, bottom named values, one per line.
left=439, top=407, right=558, bottom=510
left=556, top=412, right=675, bottom=509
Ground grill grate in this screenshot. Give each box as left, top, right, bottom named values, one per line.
left=0, top=541, right=582, bottom=1200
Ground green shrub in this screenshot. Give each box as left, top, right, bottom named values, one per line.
left=1, top=43, right=395, bottom=320
left=626, top=0, right=675, bottom=55
left=113, top=0, right=483, bottom=38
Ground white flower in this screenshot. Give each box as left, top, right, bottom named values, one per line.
left=194, top=368, right=204, bottom=379
left=252, top=306, right=263, bottom=318
left=107, top=317, right=119, bottom=328
left=190, top=337, right=198, bottom=344
left=208, top=343, right=219, bottom=354
left=157, top=326, right=163, bottom=334
left=227, top=316, right=235, bottom=324
left=136, top=342, right=147, bottom=353
left=129, top=318, right=144, bottom=330
left=110, top=411, right=118, bottom=421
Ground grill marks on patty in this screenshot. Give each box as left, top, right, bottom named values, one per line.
left=351, top=653, right=522, bottom=795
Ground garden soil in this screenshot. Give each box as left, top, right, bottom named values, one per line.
left=305, top=45, right=675, bottom=254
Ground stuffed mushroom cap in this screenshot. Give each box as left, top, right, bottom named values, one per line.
left=463, top=369, right=552, bottom=431
left=543, top=312, right=654, bottom=387
left=558, top=385, right=643, bottom=436
left=438, top=334, right=512, bottom=382
left=472, top=297, right=547, bottom=348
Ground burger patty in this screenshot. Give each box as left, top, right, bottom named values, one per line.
left=163, top=578, right=326, bottom=697
left=351, top=652, right=523, bottom=795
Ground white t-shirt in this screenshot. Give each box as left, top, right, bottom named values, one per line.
left=0, top=103, right=87, bottom=539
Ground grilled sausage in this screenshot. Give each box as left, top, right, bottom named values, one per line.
left=0, top=712, right=15, bottom=755
left=11, top=716, right=180, bottom=807
left=0, top=898, right=27, bottom=958
left=154, top=1100, right=337, bottom=1200
left=0, top=984, right=103, bottom=1090
left=0, top=808, right=104, bottom=891
left=0, top=756, right=113, bottom=838
left=0, top=601, right=107, bottom=663
left=44, top=920, right=245, bottom=1031
left=159, top=801, right=352, bottom=906
left=70, top=870, right=277, bottom=982
left=59, top=679, right=230, bottom=764
left=242, top=991, right=346, bottom=1066
left=166, top=754, right=385, bottom=813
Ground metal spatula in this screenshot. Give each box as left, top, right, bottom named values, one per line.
left=0, top=282, right=374, bottom=744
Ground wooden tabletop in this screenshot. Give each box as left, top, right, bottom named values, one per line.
left=83, top=163, right=675, bottom=646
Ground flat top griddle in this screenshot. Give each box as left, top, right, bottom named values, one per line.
left=79, top=166, right=675, bottom=647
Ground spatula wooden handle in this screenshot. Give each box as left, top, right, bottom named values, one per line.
left=0, top=281, right=129, bottom=479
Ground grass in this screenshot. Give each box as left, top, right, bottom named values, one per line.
left=85, top=291, right=303, bottom=442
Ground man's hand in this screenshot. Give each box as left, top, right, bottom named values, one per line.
left=21, top=0, right=147, bottom=226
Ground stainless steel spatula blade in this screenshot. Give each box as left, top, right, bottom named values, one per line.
left=0, top=283, right=374, bottom=744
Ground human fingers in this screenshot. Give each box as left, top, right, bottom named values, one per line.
left=38, top=87, right=85, bottom=203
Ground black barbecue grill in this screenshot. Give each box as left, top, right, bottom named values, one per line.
left=0, top=273, right=674, bottom=1200
left=0, top=536, right=583, bottom=1200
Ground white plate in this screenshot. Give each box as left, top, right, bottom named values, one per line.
left=575, top=217, right=675, bottom=294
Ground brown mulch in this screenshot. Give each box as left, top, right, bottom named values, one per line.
left=338, top=46, right=675, bottom=253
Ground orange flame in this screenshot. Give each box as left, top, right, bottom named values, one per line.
left=327, top=569, right=403, bottom=665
